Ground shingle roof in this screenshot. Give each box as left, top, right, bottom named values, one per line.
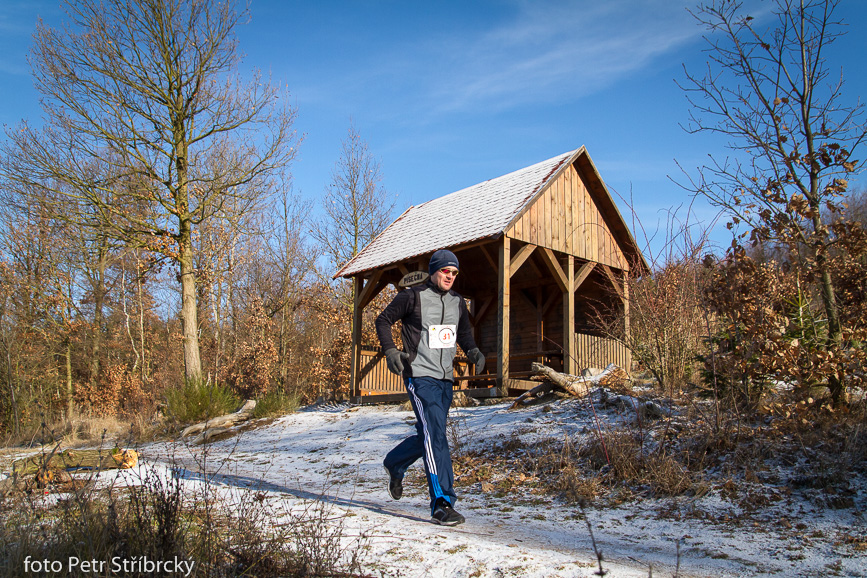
left=334, top=148, right=579, bottom=279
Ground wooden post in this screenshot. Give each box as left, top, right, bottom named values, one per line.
left=564, top=255, right=575, bottom=375
left=470, top=297, right=479, bottom=347
left=349, top=276, right=364, bottom=399
left=497, top=236, right=511, bottom=393
left=535, top=286, right=544, bottom=362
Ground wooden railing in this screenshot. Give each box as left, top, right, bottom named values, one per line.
left=358, top=348, right=404, bottom=395
left=356, top=333, right=630, bottom=397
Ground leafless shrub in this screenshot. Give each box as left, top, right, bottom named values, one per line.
left=456, top=424, right=702, bottom=504
left=447, top=411, right=473, bottom=459
left=593, top=205, right=714, bottom=396
left=579, top=430, right=698, bottom=498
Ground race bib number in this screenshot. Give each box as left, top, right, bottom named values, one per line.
left=429, top=324, right=457, bottom=349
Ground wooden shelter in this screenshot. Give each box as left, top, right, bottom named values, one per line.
left=334, top=147, right=648, bottom=403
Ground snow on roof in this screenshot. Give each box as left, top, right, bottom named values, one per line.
left=335, top=148, right=578, bottom=278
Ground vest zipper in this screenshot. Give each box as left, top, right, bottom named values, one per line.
left=440, top=293, right=448, bottom=379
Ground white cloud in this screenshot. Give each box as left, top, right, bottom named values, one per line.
left=419, top=0, right=702, bottom=114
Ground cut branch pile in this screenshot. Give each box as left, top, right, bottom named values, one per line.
left=511, top=363, right=629, bottom=409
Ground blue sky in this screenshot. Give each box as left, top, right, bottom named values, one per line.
left=2, top=0, right=866, bottom=262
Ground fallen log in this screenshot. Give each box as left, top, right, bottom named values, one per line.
left=181, top=399, right=257, bottom=444
left=530, top=362, right=595, bottom=397
left=12, top=447, right=138, bottom=477
left=2, top=467, right=90, bottom=496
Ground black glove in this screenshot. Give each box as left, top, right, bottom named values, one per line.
left=467, top=348, right=485, bottom=374
left=385, top=348, right=410, bottom=376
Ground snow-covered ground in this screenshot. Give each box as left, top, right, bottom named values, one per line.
left=109, top=398, right=866, bottom=578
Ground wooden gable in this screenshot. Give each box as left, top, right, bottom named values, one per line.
left=505, top=157, right=630, bottom=271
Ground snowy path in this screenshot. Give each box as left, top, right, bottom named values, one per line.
left=140, top=402, right=865, bottom=578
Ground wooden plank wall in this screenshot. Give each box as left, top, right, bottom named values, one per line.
left=475, top=293, right=553, bottom=375
left=574, top=332, right=631, bottom=372
left=507, top=164, right=627, bottom=270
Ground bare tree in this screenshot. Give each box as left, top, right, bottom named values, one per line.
left=680, top=0, right=867, bottom=401
left=0, top=195, right=84, bottom=419
left=0, top=0, right=298, bottom=383
left=265, top=186, right=317, bottom=388
left=312, top=122, right=394, bottom=301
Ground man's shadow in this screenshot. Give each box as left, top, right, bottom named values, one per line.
left=171, top=465, right=431, bottom=525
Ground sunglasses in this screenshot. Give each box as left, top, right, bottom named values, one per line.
left=439, top=268, right=459, bottom=277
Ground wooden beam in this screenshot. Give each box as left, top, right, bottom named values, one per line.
left=563, top=256, right=576, bottom=374
left=601, top=265, right=626, bottom=303
left=504, top=378, right=543, bottom=391
left=453, top=237, right=502, bottom=254
left=497, top=236, right=511, bottom=393
left=574, top=261, right=596, bottom=289
left=469, top=295, right=493, bottom=344
left=509, top=243, right=536, bottom=278
left=470, top=296, right=494, bottom=327
left=354, top=392, right=409, bottom=405
left=528, top=255, right=543, bottom=278
left=509, top=277, right=559, bottom=291
left=349, top=276, right=364, bottom=398
left=535, top=286, right=544, bottom=355
left=480, top=243, right=498, bottom=273
left=539, top=247, right=568, bottom=292
left=540, top=288, right=560, bottom=318
left=356, top=269, right=385, bottom=310
left=518, top=288, right=538, bottom=311
left=362, top=278, right=390, bottom=310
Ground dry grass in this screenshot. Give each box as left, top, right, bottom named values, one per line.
left=0, top=456, right=371, bottom=578
left=453, top=429, right=700, bottom=507
left=18, top=411, right=135, bottom=449
left=452, top=388, right=866, bottom=516
left=1, top=417, right=371, bottom=578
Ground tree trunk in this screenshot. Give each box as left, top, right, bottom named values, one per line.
left=211, top=268, right=221, bottom=386
left=90, top=243, right=106, bottom=383
left=279, top=305, right=288, bottom=386
left=6, top=345, right=20, bottom=437
left=810, top=188, right=844, bottom=403
left=174, top=107, right=203, bottom=384
left=178, top=219, right=203, bottom=383
left=65, top=338, right=73, bottom=419
left=121, top=267, right=140, bottom=372
left=228, top=235, right=237, bottom=362
left=137, top=254, right=148, bottom=382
